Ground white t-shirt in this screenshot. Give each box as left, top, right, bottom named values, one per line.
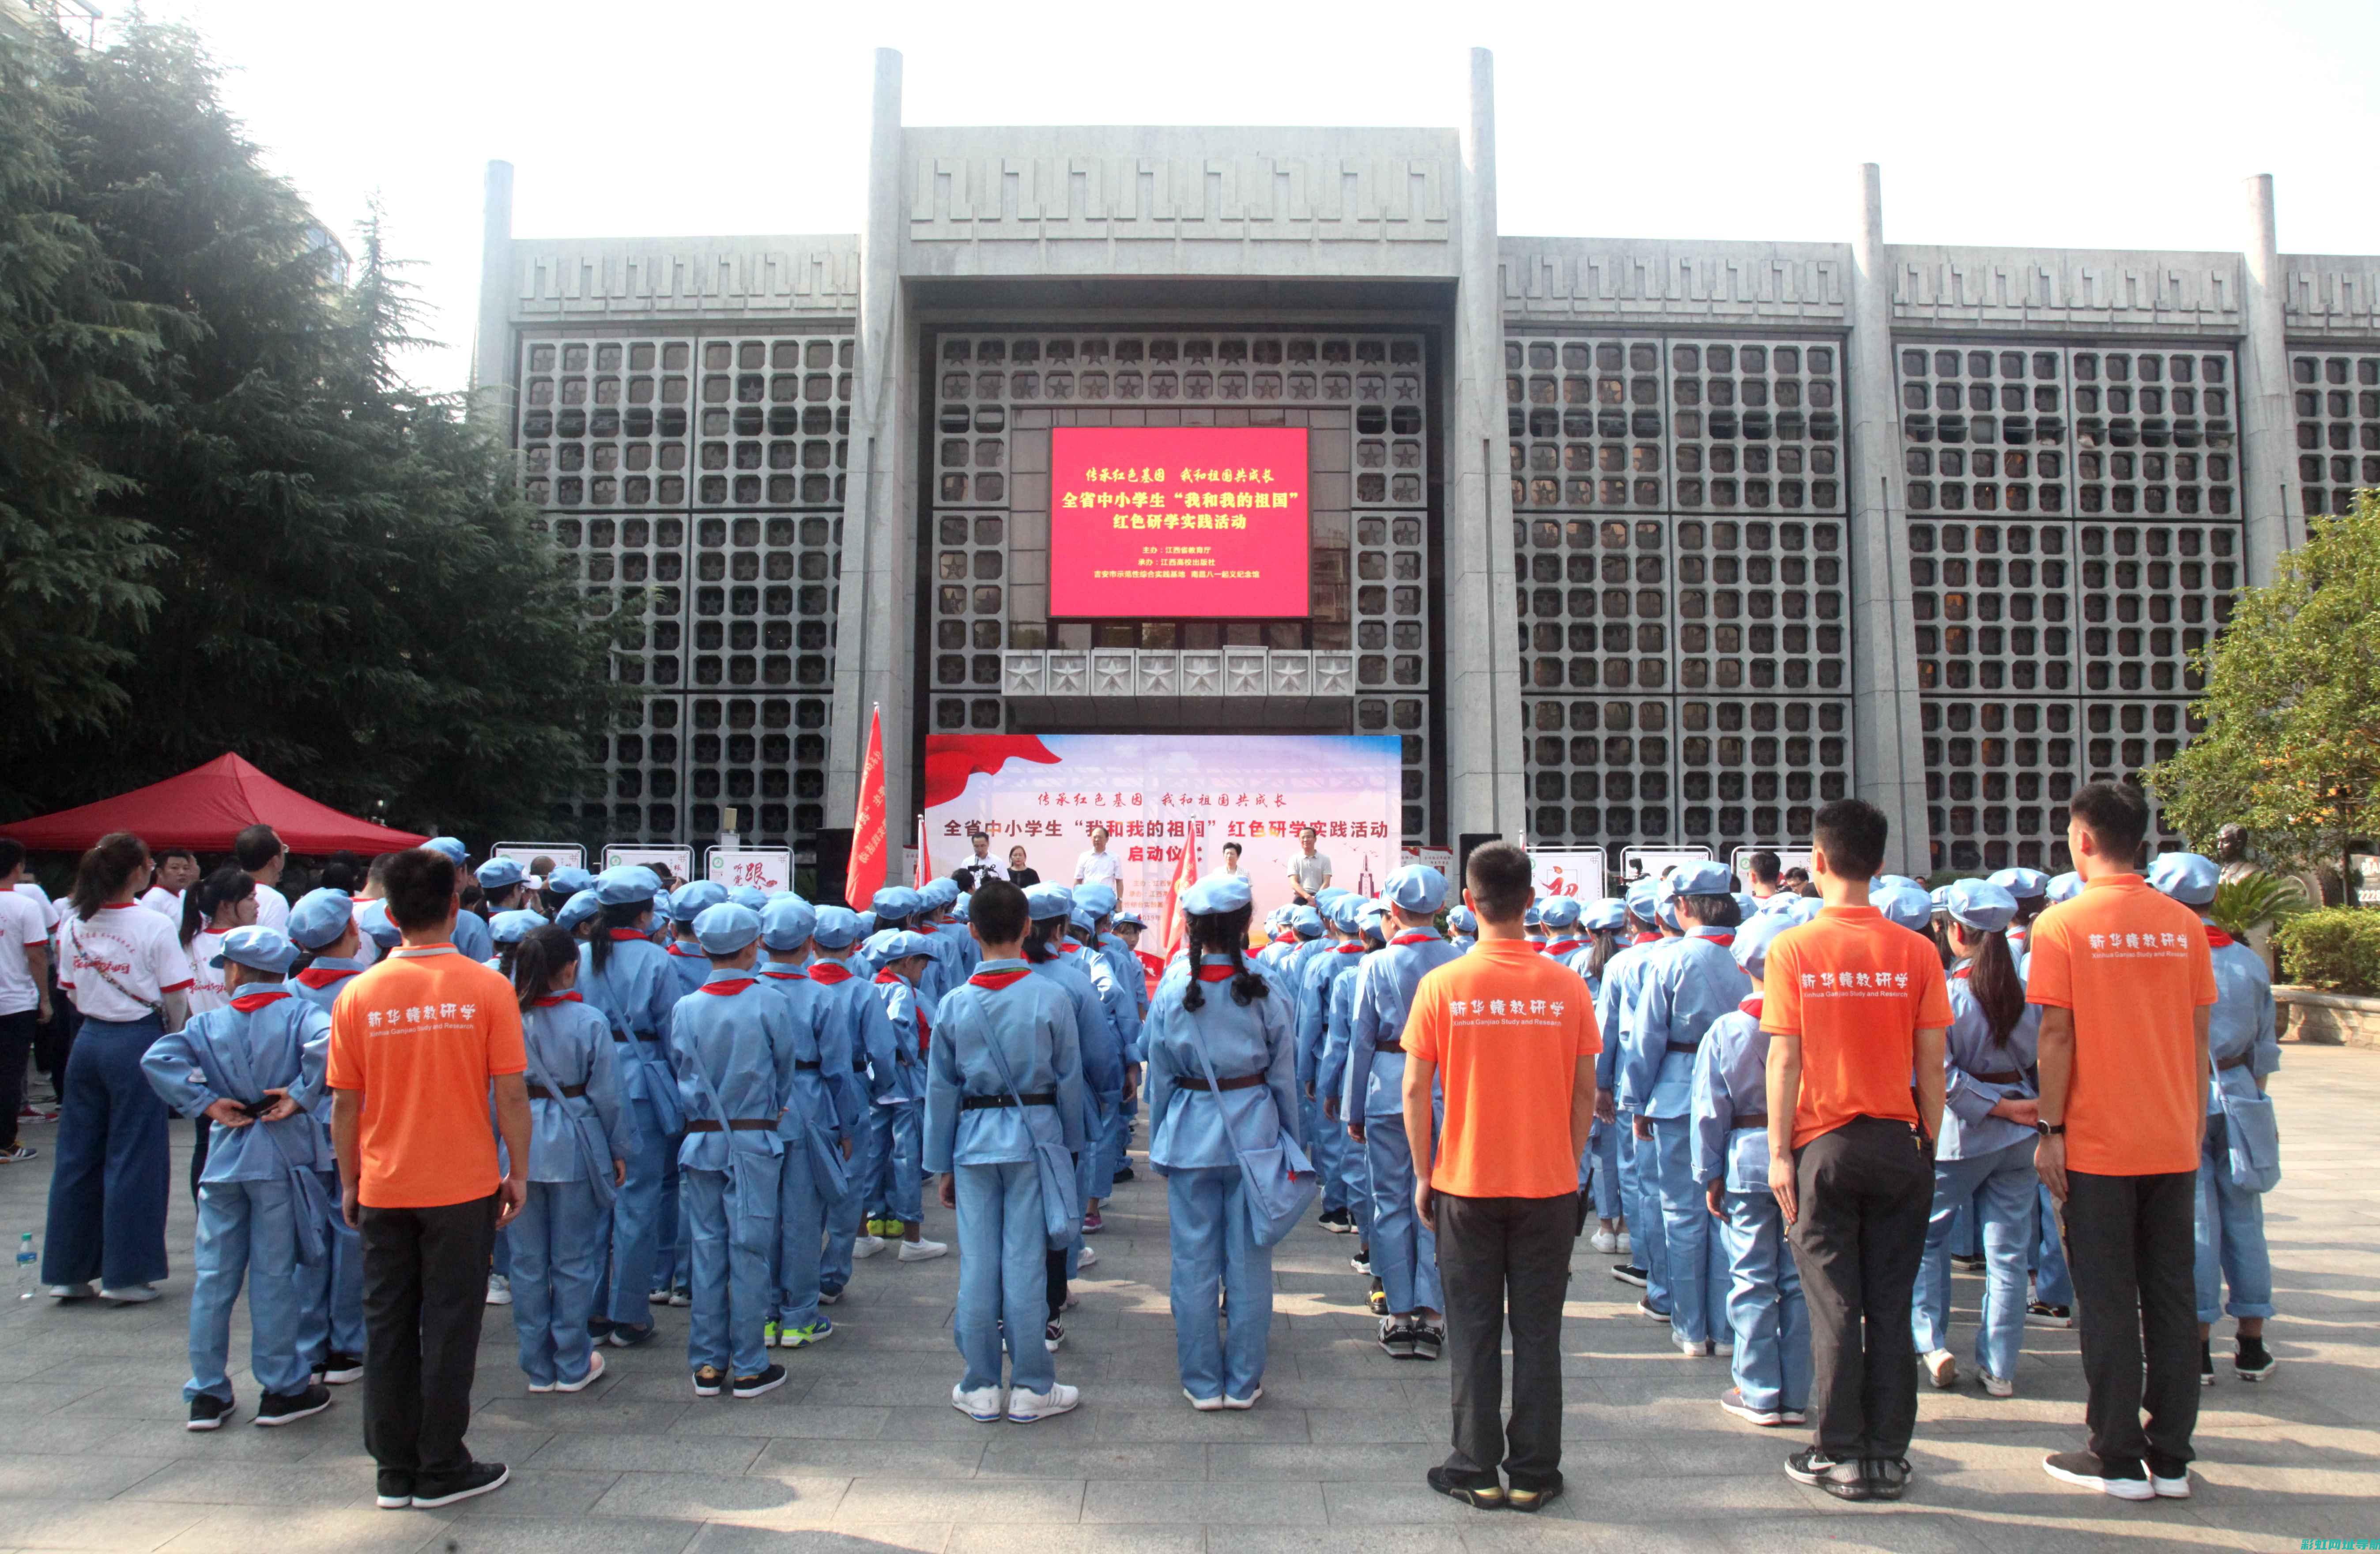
left=0, top=891, right=47, bottom=1016
left=251, top=882, right=290, bottom=932
left=13, top=881, right=59, bottom=934
left=137, top=886, right=183, bottom=921
left=185, top=929, right=234, bottom=1015
left=57, top=902, right=193, bottom=1022
left=1074, top=849, right=1122, bottom=888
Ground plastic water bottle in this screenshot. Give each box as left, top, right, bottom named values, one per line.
left=14, top=1233, right=34, bottom=1299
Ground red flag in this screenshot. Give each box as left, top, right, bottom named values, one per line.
left=845, top=705, right=888, bottom=910
left=1159, top=820, right=1200, bottom=964
left=914, top=813, right=932, bottom=888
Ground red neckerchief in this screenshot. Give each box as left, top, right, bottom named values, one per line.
left=1391, top=931, right=1437, bottom=947
left=229, top=991, right=290, bottom=1013
left=874, top=970, right=905, bottom=986
left=1273, top=933, right=1297, bottom=946
left=607, top=928, right=648, bottom=942
left=761, top=968, right=806, bottom=981
left=534, top=991, right=583, bottom=1007
left=2206, top=927, right=2236, bottom=948
left=970, top=969, right=1031, bottom=990
left=295, top=966, right=358, bottom=990
left=1697, top=932, right=1736, bottom=947
left=1055, top=940, right=1082, bottom=955
left=698, top=978, right=755, bottom=996
left=1543, top=939, right=1581, bottom=956
left=1953, top=965, right=1973, bottom=980
left=1196, top=965, right=1237, bottom=982
left=1632, top=932, right=1659, bottom=946
left=1334, top=943, right=1363, bottom=955
left=666, top=942, right=701, bottom=957
left=808, top=962, right=853, bottom=985
left=1739, top=992, right=1763, bottom=1018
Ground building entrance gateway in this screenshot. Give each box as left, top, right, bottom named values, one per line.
left=473, top=48, right=2363, bottom=882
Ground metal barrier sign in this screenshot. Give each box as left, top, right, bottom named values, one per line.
left=1729, top=845, right=1813, bottom=888
left=1616, top=846, right=1713, bottom=887
left=602, top=845, right=693, bottom=886
left=1525, top=847, right=1608, bottom=899
left=705, top=848, right=793, bottom=893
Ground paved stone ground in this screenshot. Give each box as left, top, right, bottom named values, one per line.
left=0, top=1046, right=2372, bottom=1554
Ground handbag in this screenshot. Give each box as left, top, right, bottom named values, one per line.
left=1184, top=1010, right=1316, bottom=1250
left=2218, top=1089, right=2282, bottom=1193
left=982, top=1022, right=1082, bottom=1249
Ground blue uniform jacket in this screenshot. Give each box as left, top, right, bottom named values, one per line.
left=924, top=960, right=1088, bottom=1169
left=1618, top=929, right=1743, bottom=1119
left=1938, top=965, right=2040, bottom=1159
left=1593, top=938, right=1660, bottom=1102
left=1298, top=943, right=1365, bottom=1094
left=141, top=991, right=336, bottom=1182
left=663, top=939, right=711, bottom=1003
left=1143, top=956, right=1300, bottom=1172
left=1063, top=939, right=1143, bottom=1064
left=864, top=972, right=930, bottom=1107
left=802, top=958, right=876, bottom=1137
left=578, top=935, right=684, bottom=1133
left=453, top=910, right=493, bottom=966
left=1315, top=950, right=1369, bottom=1109
left=285, top=959, right=369, bottom=1017
left=2205, top=932, right=2279, bottom=1115
left=1689, top=995, right=1771, bottom=1194
left=520, top=994, right=635, bottom=1189
left=1027, top=953, right=1123, bottom=1111
left=754, top=961, right=850, bottom=1149
left=1345, top=928, right=1463, bottom=1120
left=670, top=969, right=795, bottom=1170
left=1098, top=933, right=1150, bottom=1019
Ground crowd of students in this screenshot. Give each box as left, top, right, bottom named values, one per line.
left=4, top=778, right=2282, bottom=1513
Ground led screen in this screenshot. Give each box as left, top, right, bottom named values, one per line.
left=1048, top=426, right=1309, bottom=619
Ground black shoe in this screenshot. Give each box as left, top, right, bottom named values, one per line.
left=1410, top=1321, right=1445, bottom=1362
left=1786, top=1448, right=1868, bottom=1501
left=253, top=1383, right=332, bottom=1427
left=2201, top=1339, right=2216, bottom=1387
left=1950, top=1252, right=1986, bottom=1269
left=1111, top=1165, right=1135, bottom=1184
left=374, top=1469, right=415, bottom=1509
left=186, top=1393, right=233, bottom=1433
left=2042, top=1450, right=2152, bottom=1501
left=1378, top=1316, right=1418, bottom=1358
left=2025, top=1300, right=2073, bottom=1329
left=732, top=1362, right=788, bottom=1399
left=1426, top=1464, right=1505, bottom=1509
left=1862, top=1457, right=1911, bottom=1501
left=1611, top=1264, right=1648, bottom=1288
left=320, top=1351, right=364, bottom=1385
left=692, top=1365, right=725, bottom=1398
left=410, top=1461, right=509, bottom=1509
left=2236, top=1335, right=2275, bottom=1380
left=1350, top=1247, right=1373, bottom=1276
left=1505, top=1474, right=1562, bottom=1513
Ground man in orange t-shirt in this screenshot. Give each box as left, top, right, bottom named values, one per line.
left=327, top=849, right=529, bottom=1513
left=2028, top=782, right=2216, bottom=1503
left=1759, top=799, right=1948, bottom=1504
left=1403, top=841, right=1600, bottom=1513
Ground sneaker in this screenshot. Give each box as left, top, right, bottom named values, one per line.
left=319, top=1351, right=364, bottom=1385
left=1611, top=1264, right=1648, bottom=1288
left=254, top=1383, right=332, bottom=1427
left=485, top=1274, right=512, bottom=1306
left=410, top=1461, right=509, bottom=1509
left=733, top=1363, right=788, bottom=1399
left=898, top=1237, right=948, bottom=1262
left=863, top=1218, right=889, bottom=1237
left=1786, top=1447, right=1868, bottom=1501
left=1081, top=1210, right=1105, bottom=1234
left=852, top=1234, right=888, bottom=1260
left=1075, top=1245, right=1098, bottom=1269
left=762, top=1320, right=782, bottom=1348
left=374, top=1469, right=415, bottom=1509
left=2026, top=1301, right=2073, bottom=1329
left=1720, top=1388, right=1782, bottom=1427
left=1378, top=1316, right=1418, bottom=1359
left=100, top=1283, right=159, bottom=1303
left=1924, top=1347, right=1958, bottom=1389
left=187, top=1393, right=233, bottom=1432
left=1350, top=1247, right=1373, bottom=1276
left=555, top=1350, right=606, bottom=1393
left=1779, top=1406, right=1807, bottom=1426
left=0, top=1144, right=37, bottom=1163
left=2200, top=1339, right=2216, bottom=1387
left=44, top=1282, right=93, bottom=1300
left=1184, top=1388, right=1225, bottom=1412
left=1410, top=1322, right=1445, bottom=1362
left=1979, top=1370, right=2015, bottom=1399
left=1863, top=1458, right=1912, bottom=1501
left=668, top=1286, right=692, bottom=1307
left=1006, top=1382, right=1081, bottom=1422
left=2147, top=1452, right=2191, bottom=1498
left=1223, top=1384, right=1263, bottom=1410
left=1044, top=1321, right=1065, bottom=1352
left=1505, top=1474, right=1563, bottom=1513
left=2236, top=1335, right=2276, bottom=1381
left=1636, top=1299, right=1672, bottom=1323
left=781, top=1319, right=834, bottom=1348
left=650, top=1286, right=674, bottom=1305
left=952, top=1383, right=1005, bottom=1422
left=692, top=1365, right=725, bottom=1398
left=1112, top=1165, right=1135, bottom=1184
left=2042, top=1450, right=2153, bottom=1501
left=1367, top=1281, right=1389, bottom=1317
left=1319, top=1207, right=1355, bottom=1233
left=1588, top=1227, right=1618, bottom=1254
left=1951, top=1252, right=1986, bottom=1269
left=1677, top=1336, right=1716, bottom=1357
left=816, top=1285, right=844, bottom=1305
left=607, top=1323, right=657, bottom=1347
left=1615, top=1230, right=1632, bottom=1255
left=1426, top=1464, right=1506, bottom=1509
left=527, top=1375, right=557, bottom=1395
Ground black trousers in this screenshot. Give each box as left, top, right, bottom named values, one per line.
left=2064, top=1168, right=2199, bottom=1466
left=361, top=1194, right=498, bottom=1481
left=0, top=1008, right=33, bottom=1150
left=1436, top=1191, right=1576, bottom=1488
left=1788, top=1115, right=1932, bottom=1459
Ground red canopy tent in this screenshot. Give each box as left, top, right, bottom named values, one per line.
left=0, top=754, right=430, bottom=855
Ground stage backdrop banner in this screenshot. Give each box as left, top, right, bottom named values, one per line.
left=924, top=734, right=1399, bottom=925
left=1049, top=427, right=1309, bottom=619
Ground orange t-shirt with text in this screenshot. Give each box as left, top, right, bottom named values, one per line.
left=2023, top=875, right=2216, bottom=1177
left=326, top=945, right=527, bottom=1209
left=1761, top=906, right=1953, bottom=1150
left=1405, top=939, right=1601, bottom=1199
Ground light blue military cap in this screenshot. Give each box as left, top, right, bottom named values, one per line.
left=671, top=881, right=728, bottom=922
left=810, top=906, right=864, bottom=950
left=691, top=902, right=762, bottom=956
left=875, top=929, right=935, bottom=963
left=1356, top=897, right=1391, bottom=930
left=1539, top=896, right=1583, bottom=931
left=1581, top=899, right=1626, bottom=934
left=1873, top=880, right=1934, bottom=932
left=556, top=890, right=602, bottom=932
left=728, top=885, right=769, bottom=912
left=1732, top=898, right=1814, bottom=979
left=1314, top=887, right=1350, bottom=909
left=489, top=908, right=545, bottom=946
left=1383, top=864, right=1448, bottom=915
left=1666, top=860, right=1734, bottom=898
left=920, top=879, right=961, bottom=911
left=1183, top=874, right=1252, bottom=916
left=1067, top=906, right=1100, bottom=935
left=1114, top=909, right=1145, bottom=930
left=1024, top=884, right=1075, bottom=922
left=951, top=894, right=971, bottom=923
left=287, top=888, right=356, bottom=951
left=1945, top=879, right=2018, bottom=932
left=2045, top=871, right=2082, bottom=904
left=423, top=837, right=468, bottom=867
left=1989, top=867, right=2049, bottom=901
left=213, top=924, right=298, bottom=974
left=2148, top=852, right=2219, bottom=906
left=1523, top=901, right=1543, bottom=928
left=855, top=910, right=878, bottom=937
left=547, top=865, right=595, bottom=896
left=1448, top=905, right=1478, bottom=936
left=1075, top=882, right=1119, bottom=918
left=355, top=898, right=402, bottom=950
left=871, top=886, right=920, bottom=921
left=760, top=896, right=815, bottom=951
left=1876, top=874, right=1926, bottom=896
left=1290, top=905, right=1325, bottom=939
left=1733, top=892, right=1760, bottom=923
left=594, top=866, right=660, bottom=906
left=1326, top=893, right=1366, bottom=933
left=476, top=857, right=527, bottom=892
left=1624, top=878, right=1660, bottom=924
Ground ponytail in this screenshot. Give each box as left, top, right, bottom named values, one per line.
left=1959, top=925, right=2026, bottom=1050
left=1581, top=926, right=1621, bottom=983
left=72, top=832, right=150, bottom=923
left=513, top=924, right=579, bottom=1012
left=1183, top=905, right=1265, bottom=1012
left=588, top=901, right=646, bottom=973
left=1022, top=917, right=1061, bottom=964
left=182, top=865, right=255, bottom=950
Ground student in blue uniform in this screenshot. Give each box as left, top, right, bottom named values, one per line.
left=1988, top=868, right=2050, bottom=964
left=869, top=888, right=936, bottom=1009
left=421, top=840, right=493, bottom=964
left=141, top=926, right=336, bottom=1431
left=917, top=879, right=974, bottom=999
left=1624, top=861, right=1745, bottom=1357
left=1067, top=903, right=1139, bottom=1230
left=555, top=890, right=601, bottom=940
left=1020, top=886, right=1121, bottom=1324
left=541, top=865, right=596, bottom=918
left=728, top=886, right=769, bottom=912
left=1601, top=878, right=1669, bottom=1304
left=670, top=902, right=794, bottom=1399
left=1912, top=880, right=2041, bottom=1398
left=804, top=906, right=880, bottom=1298
left=860, top=930, right=947, bottom=1263
left=1316, top=895, right=1384, bottom=1294
left=507, top=924, right=633, bottom=1393
left=476, top=858, right=534, bottom=947
left=754, top=896, right=848, bottom=1351
left=282, top=890, right=370, bottom=1387
left=577, top=867, right=681, bottom=1347
left=1298, top=895, right=1362, bottom=1237
left=1691, top=900, right=1816, bottom=1428
left=2147, top=853, right=2281, bottom=1386
left=1569, top=900, right=1628, bottom=1252
left=1143, top=874, right=1300, bottom=1408
left=926, top=879, right=1088, bottom=1423
left=1538, top=897, right=1585, bottom=963
left=487, top=909, right=543, bottom=978
left=1447, top=905, right=1477, bottom=955
left=664, top=883, right=728, bottom=1000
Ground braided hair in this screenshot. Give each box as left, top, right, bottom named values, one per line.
left=1182, top=904, right=1267, bottom=1012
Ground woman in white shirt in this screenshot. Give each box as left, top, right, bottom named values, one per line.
left=44, top=832, right=193, bottom=1303
left=174, top=867, right=258, bottom=1194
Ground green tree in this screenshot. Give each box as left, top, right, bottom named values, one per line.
left=2145, top=491, right=2380, bottom=877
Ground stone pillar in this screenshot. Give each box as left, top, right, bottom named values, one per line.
left=2239, top=173, right=2304, bottom=585
left=469, top=160, right=515, bottom=426
left=826, top=49, right=915, bottom=840
left=1844, top=164, right=1933, bottom=876
left=1445, top=47, right=1527, bottom=845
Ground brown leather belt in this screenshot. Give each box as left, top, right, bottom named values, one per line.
left=2216, top=1052, right=2254, bottom=1072
left=1666, top=1041, right=1702, bottom=1055
left=685, top=1119, right=775, bottom=1132
left=1373, top=1041, right=1405, bottom=1054
left=526, top=1083, right=587, bottom=1101
left=1731, top=1113, right=1769, bottom=1131
left=1970, top=1070, right=2027, bottom=1086
left=1177, top=1072, right=1267, bottom=1092
left=961, top=1093, right=1056, bottom=1110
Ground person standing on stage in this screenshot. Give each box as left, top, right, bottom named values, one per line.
left=1006, top=847, right=1041, bottom=890
left=1286, top=828, right=1332, bottom=906
left=952, top=830, right=1006, bottom=894
left=1072, top=828, right=1122, bottom=892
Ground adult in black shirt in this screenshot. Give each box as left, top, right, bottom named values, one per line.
left=1005, top=845, right=1041, bottom=890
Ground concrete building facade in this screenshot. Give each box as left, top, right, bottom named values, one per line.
left=471, top=48, right=2380, bottom=882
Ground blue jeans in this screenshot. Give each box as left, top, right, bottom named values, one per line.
left=2032, top=1182, right=2073, bottom=1307
left=298, top=1169, right=365, bottom=1367
left=41, top=1016, right=170, bottom=1290
left=684, top=1155, right=780, bottom=1379
left=1364, top=1111, right=1443, bottom=1315
left=1305, top=1092, right=1347, bottom=1211
left=1913, top=1140, right=2037, bottom=1383
left=601, top=1093, right=675, bottom=1327
left=953, top=1161, right=1056, bottom=1395
left=2195, top=1113, right=2274, bottom=1323
left=1651, top=1116, right=1726, bottom=1345
left=512, top=1177, right=612, bottom=1387
left=1588, top=1120, right=1620, bottom=1221
left=863, top=1106, right=924, bottom=1226
left=1619, top=1119, right=1671, bottom=1314
left=187, top=1177, right=312, bottom=1403
left=1166, top=1165, right=1272, bottom=1399
left=1720, top=1187, right=1809, bottom=1414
